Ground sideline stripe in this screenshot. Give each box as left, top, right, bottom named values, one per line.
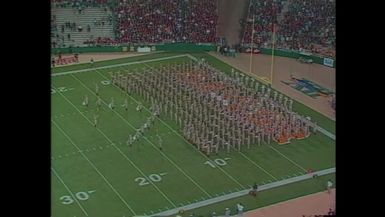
left=151, top=167, right=335, bottom=216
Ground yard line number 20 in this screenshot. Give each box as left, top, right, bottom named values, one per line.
left=135, top=173, right=167, bottom=186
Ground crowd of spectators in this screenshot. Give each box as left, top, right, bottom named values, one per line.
left=51, top=0, right=335, bottom=57
left=114, top=0, right=217, bottom=43
left=242, top=0, right=335, bottom=57
left=242, top=0, right=284, bottom=47
left=277, top=0, right=335, bottom=56
left=52, top=0, right=109, bottom=8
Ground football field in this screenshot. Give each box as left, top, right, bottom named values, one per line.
left=51, top=52, right=335, bottom=217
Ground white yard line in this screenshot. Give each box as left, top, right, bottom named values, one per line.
left=151, top=167, right=335, bottom=216
left=51, top=120, right=137, bottom=215
left=51, top=54, right=188, bottom=77
left=52, top=85, right=177, bottom=208
left=268, top=145, right=308, bottom=173
left=70, top=74, right=212, bottom=198
left=51, top=167, right=89, bottom=216
left=237, top=152, right=278, bottom=181
left=94, top=68, right=245, bottom=189
left=317, top=127, right=335, bottom=140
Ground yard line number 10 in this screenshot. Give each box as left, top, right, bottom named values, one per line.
left=204, top=158, right=231, bottom=168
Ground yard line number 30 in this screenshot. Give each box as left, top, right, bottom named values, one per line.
left=60, top=190, right=96, bottom=205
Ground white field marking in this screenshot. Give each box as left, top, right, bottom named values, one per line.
left=316, top=127, right=335, bottom=140
left=88, top=190, right=96, bottom=194
left=224, top=158, right=231, bottom=160
left=70, top=74, right=212, bottom=198
left=237, top=152, right=278, bottom=181
left=151, top=167, right=335, bottom=217
left=51, top=119, right=137, bottom=215
left=52, top=54, right=187, bottom=77
left=159, top=173, right=168, bottom=176
left=95, top=67, right=245, bottom=189
left=268, top=145, right=307, bottom=172
left=52, top=86, right=177, bottom=208
left=51, top=167, right=89, bottom=216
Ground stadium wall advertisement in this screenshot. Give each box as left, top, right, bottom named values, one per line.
left=51, top=44, right=335, bottom=68
left=260, top=48, right=336, bottom=68
left=51, top=43, right=216, bottom=54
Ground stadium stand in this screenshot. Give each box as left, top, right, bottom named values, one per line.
left=51, top=0, right=114, bottom=47
left=51, top=0, right=335, bottom=58
left=115, top=0, right=217, bottom=43
left=241, top=0, right=335, bottom=57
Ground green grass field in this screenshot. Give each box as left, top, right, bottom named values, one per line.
left=51, top=52, right=335, bottom=217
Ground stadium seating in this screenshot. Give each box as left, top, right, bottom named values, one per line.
left=242, top=0, right=284, bottom=47
left=241, top=0, right=335, bottom=57
left=51, top=0, right=335, bottom=58
left=115, top=0, right=217, bottom=43
left=51, top=6, right=115, bottom=47
left=277, top=0, right=335, bottom=56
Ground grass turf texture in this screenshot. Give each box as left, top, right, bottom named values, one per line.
left=51, top=52, right=335, bottom=217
